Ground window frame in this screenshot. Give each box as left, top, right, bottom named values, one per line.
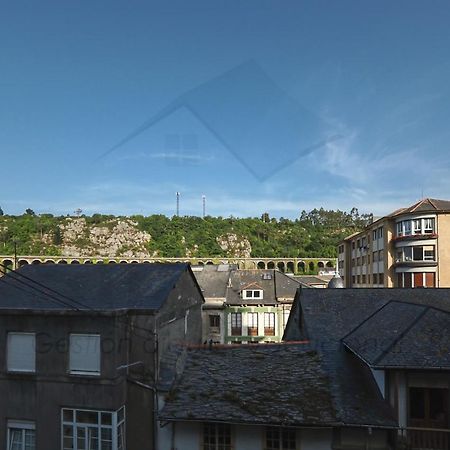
left=209, top=315, right=221, bottom=333
left=202, top=422, right=232, bottom=450
left=61, top=406, right=125, bottom=450
left=264, top=312, right=276, bottom=336
left=242, top=289, right=263, bottom=300
left=7, top=421, right=35, bottom=450
left=69, top=333, right=101, bottom=376
left=230, top=312, right=242, bottom=336
left=247, top=312, right=259, bottom=336
left=265, top=426, right=297, bottom=450
left=7, top=332, right=36, bottom=374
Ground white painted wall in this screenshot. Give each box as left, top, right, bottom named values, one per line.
left=371, top=369, right=386, bottom=398
left=158, top=421, right=338, bottom=450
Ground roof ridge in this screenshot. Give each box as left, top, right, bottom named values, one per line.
left=340, top=300, right=393, bottom=341
left=410, top=199, right=426, bottom=213
left=373, top=304, right=429, bottom=366
left=428, top=198, right=439, bottom=210
left=393, top=299, right=450, bottom=316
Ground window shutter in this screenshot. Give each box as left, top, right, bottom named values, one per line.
left=7, top=333, right=36, bottom=372
left=69, top=334, right=100, bottom=374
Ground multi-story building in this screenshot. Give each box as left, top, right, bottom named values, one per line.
left=193, top=265, right=305, bottom=344
left=338, top=198, right=450, bottom=288
left=0, top=263, right=204, bottom=450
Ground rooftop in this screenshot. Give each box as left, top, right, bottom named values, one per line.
left=342, top=301, right=450, bottom=369
left=0, top=263, right=193, bottom=311
left=159, top=343, right=338, bottom=427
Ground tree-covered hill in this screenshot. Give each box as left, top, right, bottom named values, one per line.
left=0, top=208, right=372, bottom=258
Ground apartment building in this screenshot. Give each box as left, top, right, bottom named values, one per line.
left=338, top=198, right=450, bottom=288
left=193, top=265, right=305, bottom=344
left=0, top=263, right=204, bottom=450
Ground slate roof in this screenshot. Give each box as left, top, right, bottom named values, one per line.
left=389, top=198, right=450, bottom=217
left=193, top=265, right=230, bottom=299
left=194, top=267, right=304, bottom=306
left=0, top=263, right=193, bottom=311
left=343, top=301, right=450, bottom=369
left=294, top=275, right=328, bottom=286
left=283, top=288, right=450, bottom=427
left=226, top=270, right=302, bottom=305
left=159, top=343, right=339, bottom=427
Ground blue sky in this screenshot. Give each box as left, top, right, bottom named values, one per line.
left=2, top=1, right=450, bottom=218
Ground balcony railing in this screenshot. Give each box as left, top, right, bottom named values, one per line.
left=397, top=427, right=450, bottom=450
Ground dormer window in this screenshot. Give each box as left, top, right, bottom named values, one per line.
left=242, top=289, right=263, bottom=300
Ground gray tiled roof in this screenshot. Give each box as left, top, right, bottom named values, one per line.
left=194, top=267, right=303, bottom=306
left=283, top=288, right=450, bottom=427
left=343, top=302, right=450, bottom=369
left=389, top=198, right=450, bottom=217
left=0, top=263, right=192, bottom=311
left=159, top=343, right=339, bottom=427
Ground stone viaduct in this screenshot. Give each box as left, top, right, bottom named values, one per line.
left=0, top=255, right=336, bottom=274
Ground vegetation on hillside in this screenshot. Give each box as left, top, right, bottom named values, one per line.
left=0, top=207, right=372, bottom=258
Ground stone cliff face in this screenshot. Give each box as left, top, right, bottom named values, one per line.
left=57, top=218, right=152, bottom=257
left=216, top=233, right=252, bottom=258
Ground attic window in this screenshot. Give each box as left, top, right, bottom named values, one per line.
left=262, top=273, right=272, bottom=280
left=242, top=289, right=263, bottom=300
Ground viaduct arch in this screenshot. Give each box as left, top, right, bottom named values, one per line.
left=0, top=255, right=336, bottom=275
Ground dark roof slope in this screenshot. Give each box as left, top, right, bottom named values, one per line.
left=0, top=263, right=191, bottom=311
left=283, top=288, right=450, bottom=427
left=389, top=198, right=450, bottom=217
left=343, top=302, right=450, bottom=369
left=160, top=344, right=338, bottom=427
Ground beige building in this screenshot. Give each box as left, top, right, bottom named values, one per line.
left=338, top=198, right=450, bottom=288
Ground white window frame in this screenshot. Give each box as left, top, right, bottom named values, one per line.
left=242, top=289, right=263, bottom=300
left=61, top=407, right=125, bottom=450
left=424, top=218, right=435, bottom=234
left=7, top=332, right=36, bottom=373
left=7, top=421, right=35, bottom=450
left=397, top=222, right=403, bottom=237
left=69, top=334, right=101, bottom=376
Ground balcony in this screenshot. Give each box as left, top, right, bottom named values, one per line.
left=397, top=427, right=450, bottom=450
left=394, top=233, right=438, bottom=243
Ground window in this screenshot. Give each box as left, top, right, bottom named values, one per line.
left=69, top=334, right=100, bottom=375
left=397, top=221, right=403, bottom=237
left=62, top=407, right=125, bottom=450
left=424, top=218, right=435, bottom=234
left=209, top=315, right=220, bottom=333
left=230, top=313, right=242, bottom=336
left=264, top=312, right=275, bottom=336
left=373, top=251, right=378, bottom=262
left=373, top=229, right=377, bottom=241
left=378, top=250, right=384, bottom=262
left=425, top=272, right=436, bottom=287
left=242, top=289, right=263, bottom=299
left=413, top=219, right=422, bottom=234
left=378, top=273, right=384, bottom=285
left=373, top=273, right=378, bottom=285
left=247, top=312, right=258, bottom=336
left=7, top=421, right=35, bottom=450
left=266, top=427, right=296, bottom=450
left=404, top=220, right=412, bottom=235
left=409, top=388, right=448, bottom=428
left=203, top=423, right=231, bottom=450
left=7, top=333, right=36, bottom=373
left=378, top=227, right=383, bottom=239
left=362, top=274, right=366, bottom=284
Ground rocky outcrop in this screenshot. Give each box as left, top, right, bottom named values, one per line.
left=216, top=233, right=251, bottom=258
left=58, top=218, right=152, bottom=257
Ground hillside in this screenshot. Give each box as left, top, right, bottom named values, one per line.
left=0, top=208, right=372, bottom=259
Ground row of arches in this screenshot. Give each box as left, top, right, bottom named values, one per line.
left=0, top=257, right=335, bottom=274
left=256, top=260, right=334, bottom=273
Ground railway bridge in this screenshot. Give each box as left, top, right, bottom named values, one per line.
left=0, top=255, right=336, bottom=274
